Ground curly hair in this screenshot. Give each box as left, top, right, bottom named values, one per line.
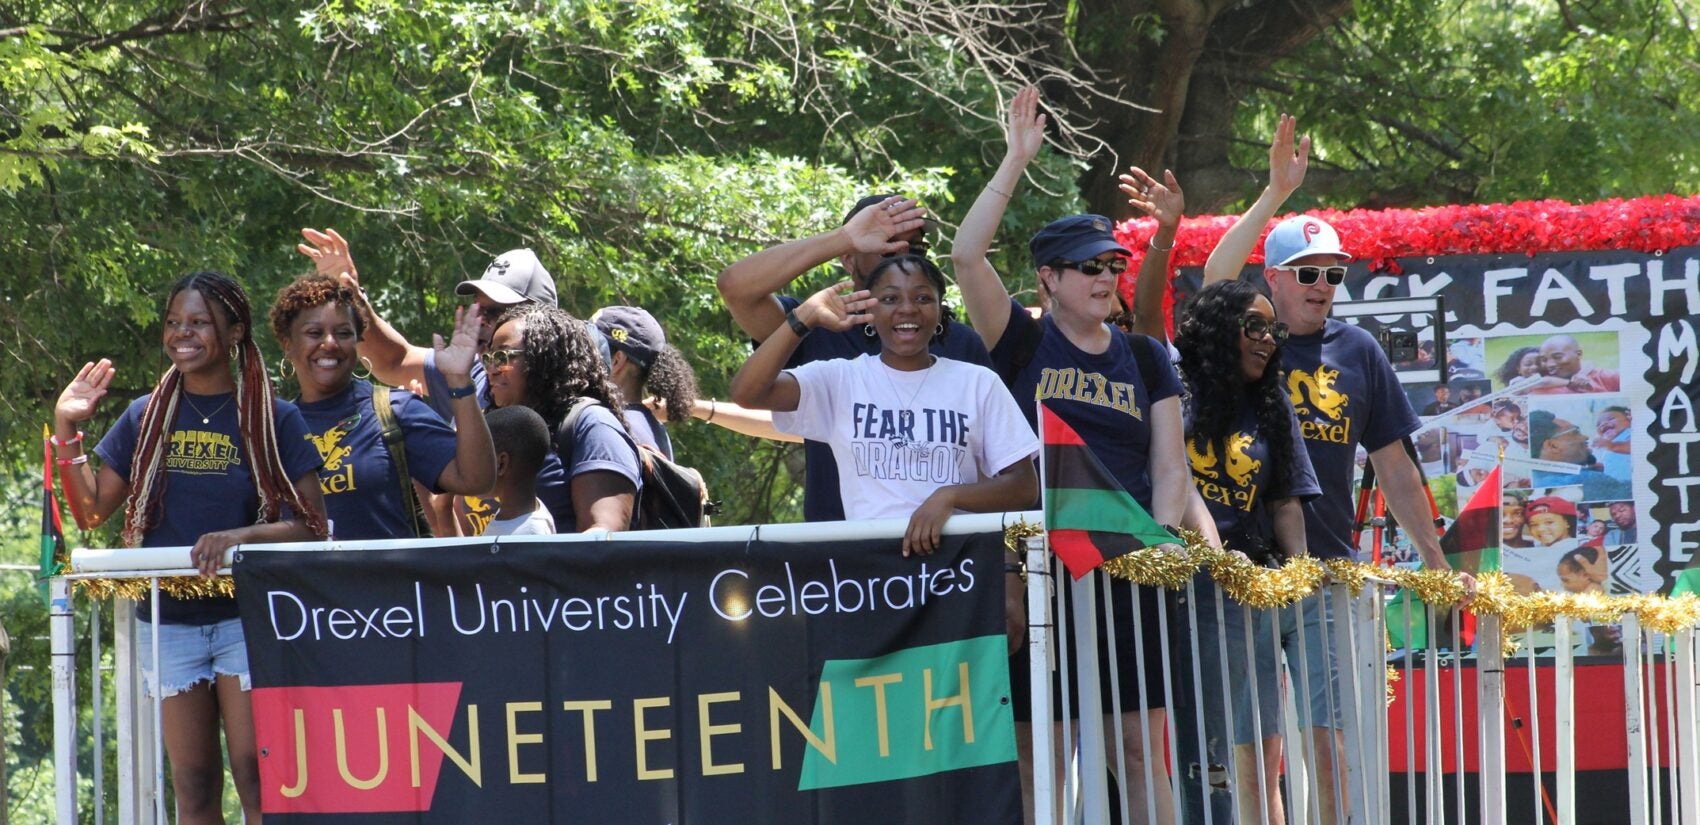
left=861, top=254, right=955, bottom=341
left=1174, top=280, right=1296, bottom=493
left=1495, top=346, right=1540, bottom=386
left=645, top=345, right=699, bottom=424
left=123, top=272, right=326, bottom=546
left=491, top=303, right=629, bottom=432
left=268, top=274, right=367, bottom=343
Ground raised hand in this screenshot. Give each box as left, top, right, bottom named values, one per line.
left=843, top=197, right=929, bottom=256
left=1005, top=85, right=1047, bottom=166
left=57, top=359, right=115, bottom=426
left=798, top=281, right=873, bottom=333
left=432, top=305, right=482, bottom=384
left=1119, top=167, right=1185, bottom=228
left=298, top=228, right=360, bottom=288
left=1268, top=114, right=1310, bottom=196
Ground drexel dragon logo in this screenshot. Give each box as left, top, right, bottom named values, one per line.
left=307, top=420, right=354, bottom=472
left=1288, top=366, right=1353, bottom=445
left=1288, top=367, right=1347, bottom=420
left=1187, top=432, right=1262, bottom=488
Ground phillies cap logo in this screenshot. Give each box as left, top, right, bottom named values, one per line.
left=1302, top=220, right=1322, bottom=243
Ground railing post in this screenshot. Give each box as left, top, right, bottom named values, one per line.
left=113, top=601, right=158, bottom=825
left=1623, top=615, right=1648, bottom=823
left=1676, top=627, right=1700, bottom=824
left=1554, top=620, right=1574, bottom=824
left=1477, top=613, right=1506, bottom=825
left=50, top=577, right=78, bottom=825
left=1025, top=536, right=1056, bottom=825
left=1070, top=574, right=1112, bottom=825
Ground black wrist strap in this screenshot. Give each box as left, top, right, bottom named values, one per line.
left=785, top=309, right=811, bottom=338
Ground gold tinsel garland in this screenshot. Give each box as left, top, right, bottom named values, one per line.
left=61, top=527, right=1700, bottom=636
left=72, top=575, right=234, bottom=602
left=1081, top=537, right=1700, bottom=632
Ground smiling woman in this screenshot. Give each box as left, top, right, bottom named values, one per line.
left=728, top=254, right=1038, bottom=558
left=483, top=303, right=643, bottom=533
left=269, top=274, right=496, bottom=541
left=50, top=270, right=328, bottom=823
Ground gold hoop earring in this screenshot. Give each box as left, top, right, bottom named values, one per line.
left=278, top=357, right=295, bottom=380
left=354, top=356, right=373, bottom=381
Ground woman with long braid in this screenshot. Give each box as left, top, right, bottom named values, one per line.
left=484, top=303, right=643, bottom=531
left=52, top=271, right=326, bottom=824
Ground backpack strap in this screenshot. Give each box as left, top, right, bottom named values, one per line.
left=371, top=385, right=431, bottom=538
left=996, top=311, right=1046, bottom=386
left=1127, top=331, right=1163, bottom=393
left=552, top=397, right=602, bottom=452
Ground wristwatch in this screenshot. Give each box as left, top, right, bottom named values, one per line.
left=784, top=309, right=811, bottom=339
left=446, top=383, right=477, bottom=400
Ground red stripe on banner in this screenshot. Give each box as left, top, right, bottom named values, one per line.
left=1047, top=529, right=1104, bottom=580
left=1386, top=662, right=1645, bottom=773
left=1040, top=403, right=1085, bottom=448
left=253, top=682, right=466, bottom=814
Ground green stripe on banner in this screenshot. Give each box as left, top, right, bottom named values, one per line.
left=797, top=636, right=1016, bottom=790
left=1044, top=487, right=1169, bottom=539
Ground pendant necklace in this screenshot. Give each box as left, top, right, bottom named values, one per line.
left=879, top=354, right=936, bottom=460
left=183, top=392, right=234, bottom=425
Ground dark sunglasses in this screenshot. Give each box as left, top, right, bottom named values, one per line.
left=1058, top=257, right=1129, bottom=277
left=1273, top=264, right=1348, bottom=286
left=480, top=348, right=524, bottom=370
left=1241, top=315, right=1290, bottom=343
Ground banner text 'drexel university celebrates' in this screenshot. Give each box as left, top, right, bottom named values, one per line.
left=235, top=533, right=1022, bottom=823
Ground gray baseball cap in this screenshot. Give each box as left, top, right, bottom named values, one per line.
left=455, top=248, right=558, bottom=307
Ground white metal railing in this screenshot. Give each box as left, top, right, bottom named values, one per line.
left=50, top=515, right=1699, bottom=824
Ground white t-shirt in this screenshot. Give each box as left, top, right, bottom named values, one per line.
left=774, top=354, right=1039, bottom=520
left=484, top=501, right=556, bottom=536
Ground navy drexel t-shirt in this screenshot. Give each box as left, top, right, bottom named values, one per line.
left=1183, top=403, right=1320, bottom=556
left=293, top=379, right=457, bottom=541
left=1281, top=318, right=1420, bottom=558
left=536, top=403, right=644, bottom=530
left=989, top=300, right=1180, bottom=510
left=774, top=294, right=992, bottom=522
left=97, top=392, right=323, bottom=624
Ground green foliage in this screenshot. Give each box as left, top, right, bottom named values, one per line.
left=1235, top=0, right=1700, bottom=210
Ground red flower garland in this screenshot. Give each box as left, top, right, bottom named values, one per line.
left=1115, top=194, right=1700, bottom=335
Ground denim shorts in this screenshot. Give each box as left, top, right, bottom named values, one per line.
left=136, top=617, right=250, bottom=698
left=1278, top=590, right=1343, bottom=730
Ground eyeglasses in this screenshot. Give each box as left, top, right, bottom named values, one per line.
left=1057, top=257, right=1128, bottom=277
left=481, top=348, right=524, bottom=371
left=1272, top=264, right=1348, bottom=286
left=1241, top=315, right=1290, bottom=343
left=1108, top=312, right=1134, bottom=333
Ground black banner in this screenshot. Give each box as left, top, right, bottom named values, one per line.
left=234, top=532, right=1021, bottom=823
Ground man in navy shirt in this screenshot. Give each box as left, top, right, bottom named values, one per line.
left=1198, top=122, right=1476, bottom=820
left=716, top=194, right=992, bottom=521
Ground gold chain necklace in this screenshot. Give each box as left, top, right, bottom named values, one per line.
left=182, top=392, right=234, bottom=425
left=877, top=354, right=936, bottom=458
